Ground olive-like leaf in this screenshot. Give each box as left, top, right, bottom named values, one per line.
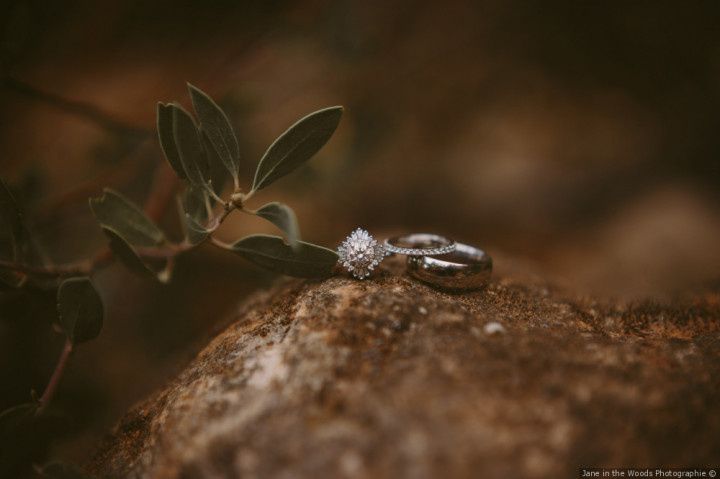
left=157, top=103, right=187, bottom=180
left=57, top=277, right=103, bottom=345
left=252, top=106, right=343, bottom=191
left=188, top=83, right=240, bottom=180
left=172, top=104, right=210, bottom=187
left=102, top=227, right=171, bottom=282
left=89, top=189, right=165, bottom=247
left=89, top=190, right=171, bottom=282
left=177, top=186, right=210, bottom=245
left=231, top=234, right=337, bottom=278
left=255, top=202, right=300, bottom=246
left=183, top=216, right=210, bottom=246
left=201, top=132, right=230, bottom=197
left=103, top=227, right=153, bottom=276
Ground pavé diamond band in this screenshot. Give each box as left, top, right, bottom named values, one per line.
left=383, top=233, right=456, bottom=257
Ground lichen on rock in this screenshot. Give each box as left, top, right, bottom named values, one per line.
left=89, top=262, right=720, bottom=478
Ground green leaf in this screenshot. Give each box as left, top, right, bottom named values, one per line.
left=89, top=189, right=165, bottom=247
left=231, top=234, right=337, bottom=278
left=157, top=103, right=187, bottom=180
left=201, top=132, right=230, bottom=197
left=102, top=227, right=171, bottom=282
left=57, top=277, right=103, bottom=345
left=188, top=83, right=240, bottom=180
left=177, top=186, right=210, bottom=245
left=89, top=190, right=171, bottom=282
left=252, top=106, right=343, bottom=191
left=255, top=202, right=300, bottom=246
left=171, top=104, right=210, bottom=188
left=103, top=227, right=153, bottom=276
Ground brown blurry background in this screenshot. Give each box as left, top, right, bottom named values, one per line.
left=1, top=0, right=720, bottom=469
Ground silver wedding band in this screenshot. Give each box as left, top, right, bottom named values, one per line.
left=406, top=242, right=492, bottom=290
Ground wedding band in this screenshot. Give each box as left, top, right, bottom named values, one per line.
left=406, top=242, right=492, bottom=290
left=384, top=233, right=456, bottom=256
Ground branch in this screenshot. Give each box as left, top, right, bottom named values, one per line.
left=0, top=259, right=90, bottom=277
left=2, top=77, right=152, bottom=137
left=36, top=339, right=73, bottom=414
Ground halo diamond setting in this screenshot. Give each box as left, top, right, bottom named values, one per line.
left=337, top=228, right=386, bottom=279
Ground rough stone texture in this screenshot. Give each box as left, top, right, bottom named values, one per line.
left=89, top=261, right=720, bottom=479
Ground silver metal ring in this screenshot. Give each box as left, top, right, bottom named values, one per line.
left=384, top=233, right=456, bottom=256
left=406, top=242, right=492, bottom=290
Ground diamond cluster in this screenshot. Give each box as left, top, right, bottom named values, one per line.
left=337, top=228, right=386, bottom=279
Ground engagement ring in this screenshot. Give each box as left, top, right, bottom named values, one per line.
left=337, top=228, right=387, bottom=279
left=337, top=229, right=488, bottom=288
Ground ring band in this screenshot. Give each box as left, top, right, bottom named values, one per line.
left=384, top=233, right=456, bottom=256
left=406, top=242, right=492, bottom=290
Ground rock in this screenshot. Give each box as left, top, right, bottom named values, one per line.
left=483, top=321, right=506, bottom=336
left=88, top=264, right=720, bottom=479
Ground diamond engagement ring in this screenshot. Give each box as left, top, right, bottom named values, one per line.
left=337, top=230, right=459, bottom=280
left=336, top=229, right=490, bottom=288
left=384, top=233, right=456, bottom=257
left=337, top=228, right=387, bottom=279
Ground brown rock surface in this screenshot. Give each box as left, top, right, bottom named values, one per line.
left=89, top=261, right=720, bottom=478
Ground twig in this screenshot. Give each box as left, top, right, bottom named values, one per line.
left=0, top=259, right=90, bottom=277
left=2, top=77, right=151, bottom=137
left=36, top=339, right=73, bottom=414
left=0, top=159, right=181, bottom=279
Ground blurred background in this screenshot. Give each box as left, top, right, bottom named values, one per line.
left=1, top=0, right=720, bottom=472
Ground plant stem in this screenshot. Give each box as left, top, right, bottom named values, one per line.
left=0, top=259, right=91, bottom=277
left=206, top=185, right=224, bottom=204
left=217, top=203, right=236, bottom=224
left=210, top=236, right=234, bottom=250
left=207, top=201, right=236, bottom=232
left=37, top=339, right=73, bottom=413
left=0, top=162, right=181, bottom=280
left=0, top=245, right=115, bottom=278
left=135, top=242, right=193, bottom=258
left=2, top=76, right=151, bottom=137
